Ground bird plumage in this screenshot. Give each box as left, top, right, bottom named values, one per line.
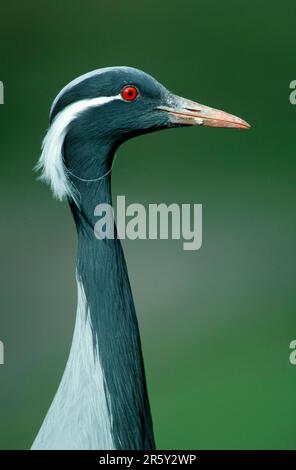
left=32, top=66, right=249, bottom=450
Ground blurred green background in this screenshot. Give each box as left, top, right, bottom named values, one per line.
left=0, top=0, right=295, bottom=450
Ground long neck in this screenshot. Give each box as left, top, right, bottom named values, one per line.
left=69, top=166, right=155, bottom=450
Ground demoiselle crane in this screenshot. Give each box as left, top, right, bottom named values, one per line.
left=32, top=66, right=250, bottom=450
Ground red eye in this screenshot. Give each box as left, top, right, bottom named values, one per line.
left=121, top=86, right=138, bottom=101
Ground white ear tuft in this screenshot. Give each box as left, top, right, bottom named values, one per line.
left=35, top=95, right=122, bottom=206
left=35, top=115, right=78, bottom=204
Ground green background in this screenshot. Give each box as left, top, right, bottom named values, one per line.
left=0, top=0, right=295, bottom=450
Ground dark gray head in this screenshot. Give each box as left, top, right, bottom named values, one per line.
left=50, top=66, right=171, bottom=135
left=37, top=66, right=250, bottom=204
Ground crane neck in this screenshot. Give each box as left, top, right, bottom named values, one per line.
left=67, top=157, right=155, bottom=450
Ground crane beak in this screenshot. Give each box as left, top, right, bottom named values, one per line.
left=157, top=95, right=251, bottom=130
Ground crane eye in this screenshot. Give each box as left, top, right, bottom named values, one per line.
left=121, top=86, right=138, bottom=101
